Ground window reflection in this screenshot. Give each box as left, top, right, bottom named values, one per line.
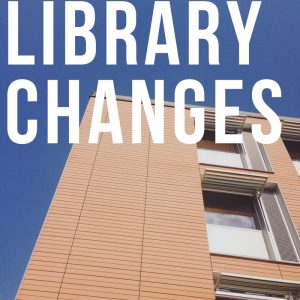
left=203, top=191, right=270, bottom=259
left=203, top=191, right=260, bottom=230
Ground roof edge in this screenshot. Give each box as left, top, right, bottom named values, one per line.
left=89, top=93, right=300, bottom=123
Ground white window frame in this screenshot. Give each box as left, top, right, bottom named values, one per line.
left=204, top=190, right=274, bottom=260
left=197, top=128, right=273, bottom=172
left=203, top=188, right=300, bottom=263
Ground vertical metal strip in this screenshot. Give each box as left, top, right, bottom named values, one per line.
left=242, top=131, right=266, bottom=171
left=261, top=191, right=298, bottom=262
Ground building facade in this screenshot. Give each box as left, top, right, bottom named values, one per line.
left=16, top=96, right=300, bottom=300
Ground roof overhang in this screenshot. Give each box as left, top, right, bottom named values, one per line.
left=282, top=120, right=300, bottom=142
left=205, top=110, right=246, bottom=133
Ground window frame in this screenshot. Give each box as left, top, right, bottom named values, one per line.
left=203, top=189, right=276, bottom=260
left=197, top=128, right=273, bottom=172
left=203, top=187, right=300, bottom=263
left=204, top=191, right=262, bottom=231
left=197, top=131, right=246, bottom=169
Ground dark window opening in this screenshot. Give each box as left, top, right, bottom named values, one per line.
left=197, top=131, right=240, bottom=153
left=203, top=191, right=261, bottom=230
left=284, top=140, right=300, bottom=161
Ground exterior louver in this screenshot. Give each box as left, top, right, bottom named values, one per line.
left=261, top=191, right=299, bottom=262
left=214, top=272, right=300, bottom=297
left=282, top=120, right=300, bottom=142
left=202, top=169, right=267, bottom=196
left=205, top=110, right=246, bottom=133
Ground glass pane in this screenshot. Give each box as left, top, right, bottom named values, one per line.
left=203, top=191, right=260, bottom=230
left=206, top=212, right=257, bottom=229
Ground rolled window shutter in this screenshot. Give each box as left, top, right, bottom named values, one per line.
left=242, top=131, right=266, bottom=171
left=261, top=191, right=298, bottom=262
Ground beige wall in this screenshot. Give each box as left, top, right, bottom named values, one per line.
left=17, top=99, right=300, bottom=299
left=17, top=99, right=215, bottom=300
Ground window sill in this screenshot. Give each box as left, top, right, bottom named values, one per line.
left=210, top=252, right=300, bottom=266
left=199, top=162, right=275, bottom=175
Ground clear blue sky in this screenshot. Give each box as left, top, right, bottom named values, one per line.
left=0, top=1, right=299, bottom=299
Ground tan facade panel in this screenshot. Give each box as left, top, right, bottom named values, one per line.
left=17, top=99, right=300, bottom=299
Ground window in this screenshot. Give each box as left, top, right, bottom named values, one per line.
left=204, top=191, right=270, bottom=260
left=203, top=188, right=300, bottom=262
left=197, top=131, right=244, bottom=168
left=284, top=140, right=300, bottom=175
left=204, top=192, right=260, bottom=230
left=197, top=129, right=272, bottom=172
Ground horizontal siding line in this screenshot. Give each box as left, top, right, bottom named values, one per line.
left=139, top=287, right=214, bottom=299
left=57, top=292, right=137, bottom=300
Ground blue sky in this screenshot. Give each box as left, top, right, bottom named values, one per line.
left=0, top=1, right=299, bottom=299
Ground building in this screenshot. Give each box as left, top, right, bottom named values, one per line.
left=16, top=96, right=300, bottom=300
